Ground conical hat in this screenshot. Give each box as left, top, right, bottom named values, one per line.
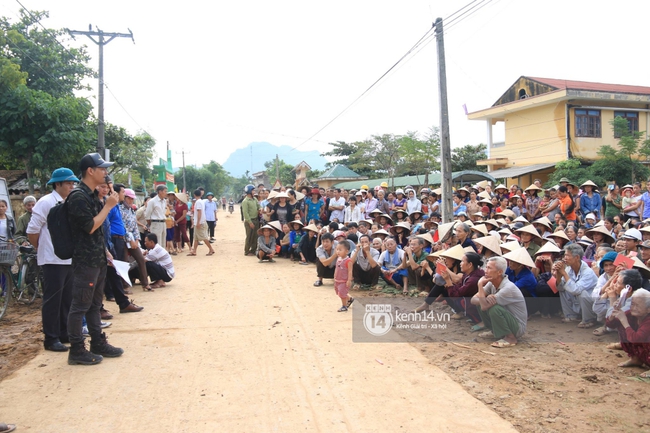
left=514, top=224, right=542, bottom=240
left=586, top=225, right=615, bottom=245
left=532, top=217, right=552, bottom=230
left=484, top=219, right=499, bottom=229
left=426, top=250, right=444, bottom=262
left=640, top=226, right=650, bottom=234
left=633, top=257, right=650, bottom=279
left=464, top=219, right=474, bottom=227
left=436, top=221, right=456, bottom=243
left=479, top=199, right=494, bottom=206
left=548, top=230, right=570, bottom=242
left=494, top=184, right=507, bottom=191
left=497, top=227, right=513, bottom=236
left=295, top=191, right=305, bottom=201
left=473, top=235, right=502, bottom=256
left=417, top=232, right=434, bottom=244
left=495, top=218, right=507, bottom=226
left=369, top=208, right=383, bottom=215
left=267, top=220, right=282, bottom=233
left=524, top=184, right=542, bottom=192
left=513, top=215, right=529, bottom=224
left=439, top=244, right=466, bottom=261
left=275, top=192, right=289, bottom=199
left=257, top=224, right=276, bottom=236
left=432, top=187, right=442, bottom=195
left=503, top=247, right=536, bottom=268
left=476, top=180, right=490, bottom=189
left=500, top=241, right=522, bottom=252
left=535, top=241, right=561, bottom=255
left=577, top=236, right=594, bottom=247
left=496, top=209, right=516, bottom=219
left=304, top=223, right=320, bottom=234
left=371, top=229, right=390, bottom=238
left=478, top=191, right=491, bottom=200
left=471, top=224, right=488, bottom=236
left=289, top=219, right=304, bottom=227
left=580, top=180, right=598, bottom=188
left=175, top=193, right=188, bottom=204
left=267, top=190, right=278, bottom=200
left=379, top=213, right=394, bottom=224
left=390, top=222, right=412, bottom=236
left=594, top=220, right=605, bottom=228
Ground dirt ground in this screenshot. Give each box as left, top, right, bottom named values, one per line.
left=0, top=210, right=647, bottom=432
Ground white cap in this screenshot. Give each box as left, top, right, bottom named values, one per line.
left=623, top=228, right=642, bottom=241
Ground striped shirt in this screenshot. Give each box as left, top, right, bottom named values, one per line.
left=145, top=243, right=175, bottom=278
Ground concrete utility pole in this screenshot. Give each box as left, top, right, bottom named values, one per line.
left=176, top=149, right=189, bottom=193
left=434, top=18, right=453, bottom=224
left=68, top=25, right=134, bottom=158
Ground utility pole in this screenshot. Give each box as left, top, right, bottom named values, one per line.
left=275, top=154, right=281, bottom=186
left=68, top=25, right=134, bottom=158
left=176, top=148, right=190, bottom=193
left=435, top=18, right=453, bottom=224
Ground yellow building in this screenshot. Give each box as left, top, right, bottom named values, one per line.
left=468, top=76, right=650, bottom=186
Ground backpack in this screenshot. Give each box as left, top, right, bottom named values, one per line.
left=47, top=189, right=91, bottom=260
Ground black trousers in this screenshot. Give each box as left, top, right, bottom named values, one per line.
left=352, top=262, right=381, bottom=285
left=207, top=220, right=216, bottom=238
left=106, top=265, right=131, bottom=310
left=129, top=261, right=172, bottom=284
left=68, top=265, right=106, bottom=344
left=112, top=236, right=127, bottom=261
left=41, top=264, right=73, bottom=345
left=316, top=261, right=335, bottom=279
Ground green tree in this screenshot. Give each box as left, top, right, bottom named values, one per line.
left=595, top=116, right=650, bottom=183
left=264, top=158, right=295, bottom=187
left=398, top=127, right=441, bottom=186
left=451, top=143, right=487, bottom=172
left=546, top=159, right=600, bottom=188
left=321, top=140, right=374, bottom=177
left=356, top=134, right=403, bottom=189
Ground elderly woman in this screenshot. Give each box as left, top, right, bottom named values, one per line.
left=455, top=222, right=477, bottom=253
left=257, top=224, right=277, bottom=262
left=591, top=251, right=622, bottom=335
left=606, top=287, right=650, bottom=377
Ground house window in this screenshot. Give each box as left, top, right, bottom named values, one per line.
left=613, top=111, right=639, bottom=137
left=575, top=109, right=601, bottom=138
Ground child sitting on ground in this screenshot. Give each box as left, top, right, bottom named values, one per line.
left=334, top=240, right=354, bottom=312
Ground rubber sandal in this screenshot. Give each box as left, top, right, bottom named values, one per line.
left=347, top=297, right=355, bottom=307
left=592, top=326, right=607, bottom=336
left=337, top=306, right=348, bottom=312
left=491, top=339, right=516, bottom=348
left=0, top=423, right=16, bottom=433
left=470, top=324, right=486, bottom=332
left=142, top=286, right=154, bottom=292
left=477, top=330, right=494, bottom=338
left=352, top=284, right=361, bottom=291
left=313, top=280, right=323, bottom=287
left=639, top=370, right=650, bottom=378
left=187, top=252, right=197, bottom=256
left=577, top=321, right=596, bottom=328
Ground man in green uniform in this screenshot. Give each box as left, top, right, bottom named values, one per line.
left=242, top=184, right=261, bottom=256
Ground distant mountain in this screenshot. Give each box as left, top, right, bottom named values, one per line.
left=222, top=142, right=328, bottom=177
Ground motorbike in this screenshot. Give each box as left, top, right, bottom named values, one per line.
left=228, top=203, right=234, bottom=214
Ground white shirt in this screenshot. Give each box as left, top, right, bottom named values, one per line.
left=145, top=196, right=167, bottom=221
left=344, top=205, right=363, bottom=223
left=193, top=199, right=206, bottom=225
left=329, top=197, right=346, bottom=222
left=0, top=219, right=7, bottom=240
left=26, top=190, right=71, bottom=266
left=144, top=243, right=175, bottom=278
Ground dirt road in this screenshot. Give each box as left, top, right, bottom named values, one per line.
left=0, top=210, right=515, bottom=432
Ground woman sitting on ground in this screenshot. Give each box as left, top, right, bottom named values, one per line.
left=279, top=223, right=291, bottom=258
left=416, top=246, right=465, bottom=313
left=288, top=220, right=305, bottom=260
left=606, top=287, right=650, bottom=378
left=298, top=223, right=319, bottom=264
left=257, top=224, right=277, bottom=263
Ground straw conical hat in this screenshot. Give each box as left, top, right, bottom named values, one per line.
left=390, top=222, right=412, bottom=236
left=524, top=184, right=542, bottom=192
left=426, top=250, right=444, bottom=261
left=304, top=223, right=320, bottom=233
left=417, top=232, right=434, bottom=244
left=500, top=241, right=522, bottom=252
left=371, top=229, right=390, bottom=237
left=495, top=218, right=507, bottom=226
left=586, top=225, right=615, bottom=245
left=548, top=230, right=570, bottom=242
left=633, top=257, right=650, bottom=279
left=640, top=225, right=650, bottom=234
left=535, top=241, right=561, bottom=255
left=257, top=224, right=276, bottom=236
left=496, top=209, right=516, bottom=219
left=503, top=247, right=536, bottom=268
left=594, top=220, right=605, bottom=227
left=494, top=184, right=507, bottom=191
left=514, top=224, right=542, bottom=240
left=471, top=224, right=488, bottom=236
left=478, top=191, right=491, bottom=200
left=267, top=191, right=278, bottom=200
left=439, top=244, right=466, bottom=261
left=580, top=180, right=598, bottom=188
left=289, top=219, right=304, bottom=227
left=498, top=227, right=513, bottom=236
left=532, top=217, right=552, bottom=230
left=479, top=199, right=494, bottom=206
left=436, top=221, right=457, bottom=243
left=577, top=236, right=594, bottom=247
left=175, top=192, right=188, bottom=204
left=369, top=208, right=383, bottom=216
left=484, top=219, right=499, bottom=229
left=295, top=191, right=305, bottom=201
left=432, top=187, right=442, bottom=195
left=267, top=220, right=282, bottom=233
left=476, top=180, right=490, bottom=189
left=473, top=235, right=502, bottom=256
left=513, top=215, right=529, bottom=224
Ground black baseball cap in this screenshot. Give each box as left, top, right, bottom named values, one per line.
left=80, top=153, right=114, bottom=172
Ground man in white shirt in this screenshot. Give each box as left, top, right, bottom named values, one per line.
left=328, top=188, right=346, bottom=223
left=188, top=189, right=215, bottom=256
left=204, top=192, right=218, bottom=242
left=26, top=168, right=78, bottom=352
left=145, top=185, right=168, bottom=248
left=129, top=232, right=175, bottom=289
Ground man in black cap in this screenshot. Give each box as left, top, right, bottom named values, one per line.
left=66, top=153, right=124, bottom=365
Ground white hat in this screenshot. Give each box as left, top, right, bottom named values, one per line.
left=622, top=228, right=642, bottom=241
left=585, top=213, right=596, bottom=221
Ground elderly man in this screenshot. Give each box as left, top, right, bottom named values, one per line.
left=145, top=184, right=168, bottom=249
left=552, top=243, right=599, bottom=328
left=472, top=257, right=528, bottom=348
left=350, top=234, right=380, bottom=289
left=26, top=168, right=78, bottom=352
left=14, top=195, right=36, bottom=245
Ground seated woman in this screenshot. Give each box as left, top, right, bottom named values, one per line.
left=279, top=223, right=291, bottom=258
left=503, top=247, right=539, bottom=318
left=390, top=222, right=411, bottom=250
left=415, top=245, right=464, bottom=313
left=288, top=220, right=305, bottom=260
left=257, top=224, right=277, bottom=263
left=298, top=223, right=319, bottom=264
left=409, top=210, right=425, bottom=233
left=393, top=209, right=408, bottom=224
left=378, top=214, right=393, bottom=231
left=606, top=287, right=650, bottom=377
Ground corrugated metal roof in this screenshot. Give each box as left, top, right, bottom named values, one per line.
left=487, top=163, right=556, bottom=180
left=315, top=164, right=363, bottom=180
left=529, top=77, right=650, bottom=96
left=333, top=170, right=495, bottom=190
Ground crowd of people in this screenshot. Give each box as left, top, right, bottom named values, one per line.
left=241, top=178, right=650, bottom=375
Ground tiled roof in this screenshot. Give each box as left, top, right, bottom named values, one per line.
left=528, top=77, right=650, bottom=96
left=0, top=170, right=26, bottom=185
left=315, top=164, right=362, bottom=180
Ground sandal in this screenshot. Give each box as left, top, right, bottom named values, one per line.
left=347, top=297, right=355, bottom=308
left=477, top=330, right=494, bottom=338
left=470, top=324, right=486, bottom=332
left=313, top=280, right=323, bottom=287
left=206, top=251, right=215, bottom=256
left=639, top=370, right=650, bottom=378
left=337, top=306, right=348, bottom=312
left=0, top=423, right=16, bottom=433
left=187, top=252, right=197, bottom=256
left=577, top=321, right=596, bottom=329
left=491, top=339, right=516, bottom=348
left=451, top=313, right=464, bottom=320
left=561, top=317, right=578, bottom=323
left=592, top=326, right=608, bottom=336
left=352, top=284, right=361, bottom=291
left=299, top=260, right=308, bottom=265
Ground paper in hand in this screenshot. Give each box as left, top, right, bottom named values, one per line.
left=108, top=258, right=133, bottom=287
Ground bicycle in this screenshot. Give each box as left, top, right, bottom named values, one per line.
left=0, top=242, right=43, bottom=320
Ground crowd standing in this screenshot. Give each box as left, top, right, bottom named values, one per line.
left=243, top=178, right=650, bottom=375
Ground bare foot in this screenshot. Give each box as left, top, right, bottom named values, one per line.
left=618, top=356, right=644, bottom=368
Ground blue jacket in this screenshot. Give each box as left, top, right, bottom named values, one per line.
left=506, top=266, right=538, bottom=297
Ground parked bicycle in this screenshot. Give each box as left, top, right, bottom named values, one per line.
left=0, top=241, right=43, bottom=320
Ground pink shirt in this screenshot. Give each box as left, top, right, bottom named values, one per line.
left=334, top=257, right=351, bottom=283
